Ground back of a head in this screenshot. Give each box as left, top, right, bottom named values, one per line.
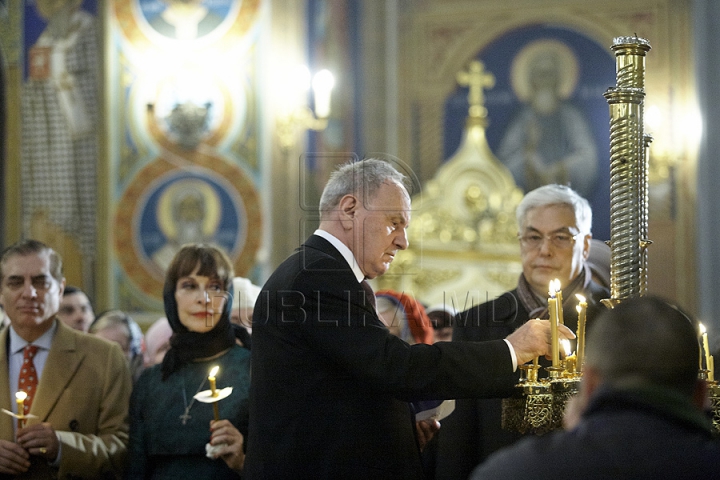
left=516, top=184, right=592, bottom=234
left=585, top=296, right=699, bottom=396
left=318, top=158, right=410, bottom=217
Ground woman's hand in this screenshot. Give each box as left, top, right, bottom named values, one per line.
left=209, top=419, right=245, bottom=473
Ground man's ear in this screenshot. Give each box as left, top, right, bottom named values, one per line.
left=582, top=234, right=592, bottom=260
left=337, top=194, right=359, bottom=230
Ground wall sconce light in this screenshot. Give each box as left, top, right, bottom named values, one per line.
left=644, top=102, right=703, bottom=184
left=276, top=66, right=335, bottom=151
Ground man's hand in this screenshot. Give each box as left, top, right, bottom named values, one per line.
left=0, top=439, right=30, bottom=474
left=16, top=423, right=59, bottom=462
left=415, top=419, right=440, bottom=452
left=209, top=419, right=245, bottom=473
left=506, top=318, right=575, bottom=365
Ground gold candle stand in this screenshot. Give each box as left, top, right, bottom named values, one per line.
left=501, top=364, right=581, bottom=435
left=503, top=36, right=653, bottom=435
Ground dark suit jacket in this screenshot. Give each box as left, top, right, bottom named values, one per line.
left=1, top=321, right=131, bottom=479
left=436, top=283, right=609, bottom=480
left=244, top=235, right=519, bottom=480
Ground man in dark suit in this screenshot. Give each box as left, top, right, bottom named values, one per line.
left=0, top=239, right=131, bottom=479
left=244, top=159, right=574, bottom=479
left=436, top=184, right=610, bottom=479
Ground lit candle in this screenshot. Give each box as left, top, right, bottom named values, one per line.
left=208, top=366, right=219, bottom=397
left=701, top=324, right=712, bottom=373
left=15, top=391, right=27, bottom=427
left=312, top=69, right=335, bottom=118
left=553, top=279, right=564, bottom=326
left=208, top=366, right=220, bottom=421
left=561, top=339, right=576, bottom=374
left=698, top=329, right=704, bottom=372
left=15, top=390, right=26, bottom=413
left=548, top=284, right=559, bottom=367
left=575, top=294, right=587, bottom=372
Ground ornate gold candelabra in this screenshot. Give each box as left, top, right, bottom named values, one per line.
left=501, top=36, right=720, bottom=434
left=502, top=36, right=653, bottom=434
left=501, top=361, right=581, bottom=435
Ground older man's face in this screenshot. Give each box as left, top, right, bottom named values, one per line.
left=351, top=180, right=411, bottom=280
left=519, top=204, right=590, bottom=296
left=0, top=252, right=65, bottom=341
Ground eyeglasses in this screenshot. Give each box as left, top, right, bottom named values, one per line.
left=518, top=232, right=580, bottom=250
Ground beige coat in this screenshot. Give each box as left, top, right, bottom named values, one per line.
left=0, top=321, right=131, bottom=479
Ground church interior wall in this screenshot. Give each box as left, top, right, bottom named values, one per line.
left=0, top=0, right=716, bottom=347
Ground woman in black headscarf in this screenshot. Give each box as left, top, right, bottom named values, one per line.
left=126, top=244, right=251, bottom=479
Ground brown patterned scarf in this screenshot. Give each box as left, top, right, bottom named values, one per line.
left=516, top=263, right=592, bottom=319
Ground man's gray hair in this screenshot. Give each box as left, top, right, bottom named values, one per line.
left=516, top=184, right=592, bottom=234
left=319, top=159, right=409, bottom=216
left=0, top=239, right=63, bottom=283
left=585, top=296, right=699, bottom=397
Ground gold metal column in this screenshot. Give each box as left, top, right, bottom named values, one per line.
left=603, top=37, right=652, bottom=302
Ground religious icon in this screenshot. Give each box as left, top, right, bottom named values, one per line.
left=21, top=0, right=100, bottom=290
left=497, top=39, right=599, bottom=198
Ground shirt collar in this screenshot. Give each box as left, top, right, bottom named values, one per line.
left=314, top=229, right=365, bottom=283
left=9, top=320, right=58, bottom=354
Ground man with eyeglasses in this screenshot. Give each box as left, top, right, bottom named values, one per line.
left=0, top=239, right=131, bottom=478
left=436, top=184, right=610, bottom=479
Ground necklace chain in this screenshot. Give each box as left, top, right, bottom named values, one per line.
left=180, top=374, right=208, bottom=425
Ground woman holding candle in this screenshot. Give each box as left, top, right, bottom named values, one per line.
left=126, top=244, right=251, bottom=478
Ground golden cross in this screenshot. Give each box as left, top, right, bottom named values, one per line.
left=456, top=60, right=495, bottom=118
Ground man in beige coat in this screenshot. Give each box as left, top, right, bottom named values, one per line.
left=0, top=239, right=131, bottom=479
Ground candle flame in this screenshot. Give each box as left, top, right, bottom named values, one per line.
left=560, top=338, right=572, bottom=356
left=700, top=323, right=707, bottom=334
left=548, top=279, right=561, bottom=297
left=209, top=366, right=219, bottom=378
left=575, top=293, right=586, bottom=303
left=16, top=391, right=27, bottom=401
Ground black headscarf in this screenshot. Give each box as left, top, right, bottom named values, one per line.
left=160, top=281, right=237, bottom=380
